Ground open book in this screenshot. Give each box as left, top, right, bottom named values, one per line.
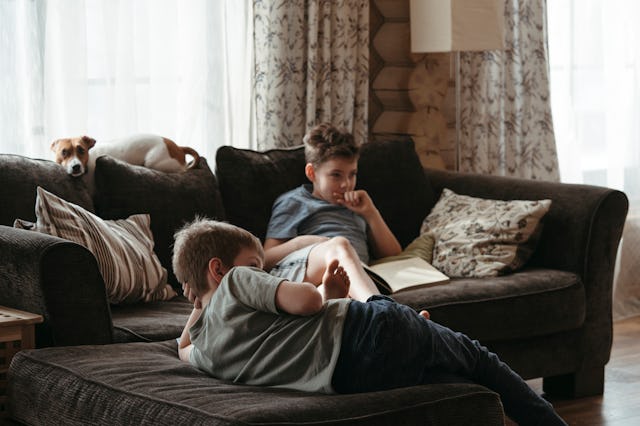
left=363, top=256, right=449, bottom=294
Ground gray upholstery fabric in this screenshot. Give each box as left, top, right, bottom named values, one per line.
left=393, top=269, right=584, bottom=342
left=357, top=140, right=436, bottom=248
left=8, top=340, right=505, bottom=426
left=0, top=225, right=113, bottom=347
left=110, top=296, right=192, bottom=342
left=215, top=145, right=309, bottom=241
left=0, top=154, right=93, bottom=226
left=94, top=156, right=225, bottom=289
left=103, top=269, right=585, bottom=347
left=425, top=168, right=626, bottom=275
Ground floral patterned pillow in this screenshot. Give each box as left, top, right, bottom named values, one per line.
left=421, top=189, right=551, bottom=277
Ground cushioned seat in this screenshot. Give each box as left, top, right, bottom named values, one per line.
left=394, top=268, right=584, bottom=342
left=110, top=296, right=192, bottom=342
left=110, top=269, right=584, bottom=345
left=8, top=340, right=505, bottom=426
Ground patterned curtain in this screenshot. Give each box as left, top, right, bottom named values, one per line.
left=253, top=0, right=369, bottom=149
left=459, top=0, right=559, bottom=181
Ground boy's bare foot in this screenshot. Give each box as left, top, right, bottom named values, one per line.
left=419, top=310, right=430, bottom=320
left=322, top=259, right=350, bottom=300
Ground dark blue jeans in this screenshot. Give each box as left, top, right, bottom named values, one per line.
left=331, top=296, right=566, bottom=426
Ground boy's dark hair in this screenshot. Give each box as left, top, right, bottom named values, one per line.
left=172, top=218, right=264, bottom=297
left=303, top=123, right=360, bottom=167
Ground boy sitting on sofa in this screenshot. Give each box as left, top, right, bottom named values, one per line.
left=263, top=122, right=400, bottom=302
left=173, top=218, right=566, bottom=426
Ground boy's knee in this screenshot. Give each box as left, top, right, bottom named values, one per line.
left=326, top=236, right=357, bottom=257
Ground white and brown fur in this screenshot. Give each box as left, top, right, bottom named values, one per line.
left=51, top=134, right=200, bottom=192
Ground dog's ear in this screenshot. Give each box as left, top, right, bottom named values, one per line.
left=50, top=139, right=61, bottom=152
left=81, top=136, right=97, bottom=149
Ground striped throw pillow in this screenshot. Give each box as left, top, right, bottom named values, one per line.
left=34, top=186, right=177, bottom=304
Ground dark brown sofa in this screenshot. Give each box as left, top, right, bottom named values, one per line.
left=0, top=139, right=628, bottom=424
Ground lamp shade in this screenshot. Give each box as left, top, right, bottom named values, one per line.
left=410, top=0, right=505, bottom=53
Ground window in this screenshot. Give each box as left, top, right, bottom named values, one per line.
left=549, top=0, right=640, bottom=319
left=548, top=0, right=640, bottom=202
left=0, top=0, right=254, bottom=161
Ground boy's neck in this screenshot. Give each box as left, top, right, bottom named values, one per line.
left=198, top=285, right=218, bottom=309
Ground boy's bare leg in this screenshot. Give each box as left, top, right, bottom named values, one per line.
left=321, top=259, right=350, bottom=300
left=305, top=237, right=379, bottom=302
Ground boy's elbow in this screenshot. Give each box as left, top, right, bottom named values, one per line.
left=276, top=281, right=324, bottom=316
left=178, top=344, right=193, bottom=363
left=301, top=290, right=324, bottom=315
left=291, top=287, right=323, bottom=316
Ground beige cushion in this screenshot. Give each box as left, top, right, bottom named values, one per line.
left=33, top=187, right=176, bottom=304
left=421, top=189, right=551, bottom=277
left=369, top=232, right=435, bottom=266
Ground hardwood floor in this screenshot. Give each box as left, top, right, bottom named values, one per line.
left=508, top=315, right=640, bottom=425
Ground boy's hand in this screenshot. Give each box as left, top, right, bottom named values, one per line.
left=322, top=259, right=350, bottom=301
left=334, top=190, right=376, bottom=218
left=182, top=282, right=202, bottom=309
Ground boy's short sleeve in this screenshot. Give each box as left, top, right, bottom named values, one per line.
left=224, top=267, right=285, bottom=313
left=266, top=188, right=307, bottom=240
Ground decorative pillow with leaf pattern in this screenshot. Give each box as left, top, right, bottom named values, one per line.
left=421, top=189, right=551, bottom=277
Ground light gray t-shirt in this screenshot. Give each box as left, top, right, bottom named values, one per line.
left=189, top=266, right=351, bottom=393
left=266, top=184, right=370, bottom=263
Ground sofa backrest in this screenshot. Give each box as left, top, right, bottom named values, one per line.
left=357, top=139, right=436, bottom=248
left=0, top=154, right=94, bottom=226
left=93, top=156, right=225, bottom=289
left=215, top=139, right=436, bottom=249
left=215, top=145, right=308, bottom=242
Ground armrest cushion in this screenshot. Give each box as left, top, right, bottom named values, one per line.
left=0, top=225, right=113, bottom=347
left=425, top=169, right=628, bottom=276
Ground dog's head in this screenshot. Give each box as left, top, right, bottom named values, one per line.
left=51, top=136, right=96, bottom=177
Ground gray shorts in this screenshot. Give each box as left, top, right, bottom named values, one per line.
left=268, top=243, right=317, bottom=282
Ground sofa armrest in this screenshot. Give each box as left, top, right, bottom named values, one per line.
left=425, top=169, right=628, bottom=274
left=0, top=225, right=113, bottom=347
left=425, top=169, right=629, bottom=367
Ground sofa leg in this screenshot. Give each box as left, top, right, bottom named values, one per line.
left=542, top=366, right=605, bottom=398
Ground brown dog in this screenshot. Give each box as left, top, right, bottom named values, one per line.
left=51, top=134, right=200, bottom=192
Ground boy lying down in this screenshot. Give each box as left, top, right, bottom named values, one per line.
left=173, top=218, right=566, bottom=426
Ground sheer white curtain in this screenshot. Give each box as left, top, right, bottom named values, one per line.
left=0, top=0, right=254, bottom=162
left=548, top=0, right=640, bottom=320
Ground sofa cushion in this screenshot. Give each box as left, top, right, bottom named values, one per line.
left=110, top=296, right=193, bottom=343
left=0, top=154, right=93, bottom=226
left=422, top=189, right=551, bottom=277
left=94, top=156, right=225, bottom=289
left=392, top=268, right=585, bottom=342
left=31, top=187, right=176, bottom=304
left=216, top=145, right=308, bottom=241
left=216, top=139, right=435, bottom=248
left=8, top=340, right=505, bottom=426
left=370, top=232, right=435, bottom=266
left=356, top=139, right=436, bottom=248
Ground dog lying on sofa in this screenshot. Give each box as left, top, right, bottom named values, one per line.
left=0, top=138, right=628, bottom=423
left=50, top=133, right=200, bottom=195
